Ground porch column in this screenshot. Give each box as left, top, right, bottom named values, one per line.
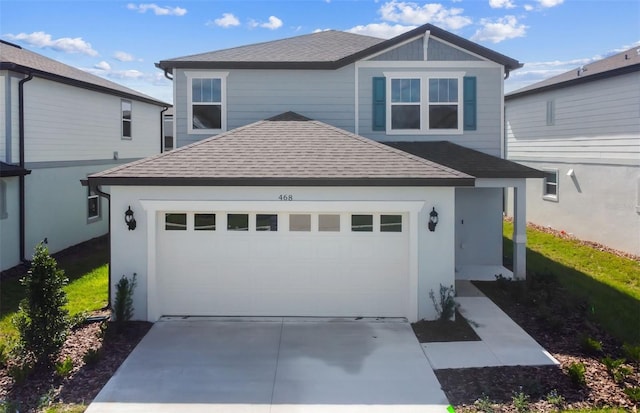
left=512, top=183, right=527, bottom=279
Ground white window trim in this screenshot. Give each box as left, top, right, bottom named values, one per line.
left=185, top=71, right=228, bottom=135
left=121, top=99, right=132, bottom=140
left=384, top=71, right=465, bottom=135
left=542, top=168, right=559, bottom=202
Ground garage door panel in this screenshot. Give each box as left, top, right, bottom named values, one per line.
left=157, top=211, right=410, bottom=318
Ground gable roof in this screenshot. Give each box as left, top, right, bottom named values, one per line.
left=384, top=141, right=545, bottom=179
left=157, top=23, right=522, bottom=72
left=507, top=46, right=640, bottom=99
left=89, top=112, right=474, bottom=187
left=0, top=40, right=168, bottom=107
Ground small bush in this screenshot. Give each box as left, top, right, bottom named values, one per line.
left=429, top=284, right=458, bottom=321
left=8, top=362, right=32, bottom=385
left=13, top=243, right=69, bottom=366
left=545, top=389, right=565, bottom=410
left=624, top=386, right=640, bottom=404
left=114, top=273, right=137, bottom=323
left=581, top=336, right=603, bottom=355
left=601, top=356, right=632, bottom=383
left=55, top=356, right=74, bottom=378
left=474, top=394, right=495, bottom=413
left=512, top=387, right=530, bottom=413
left=567, top=362, right=586, bottom=387
left=83, top=348, right=101, bottom=366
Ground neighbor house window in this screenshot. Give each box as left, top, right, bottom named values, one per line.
left=256, top=214, right=278, bottom=231
left=163, top=113, right=174, bottom=151
left=351, top=215, right=373, bottom=232
left=543, top=169, right=559, bottom=201
left=186, top=72, right=228, bottom=134
left=227, top=214, right=248, bottom=231
left=165, top=213, right=187, bottom=230
left=386, top=72, right=464, bottom=134
left=121, top=100, right=132, bottom=139
left=194, top=213, right=216, bottom=231
left=87, top=185, right=99, bottom=221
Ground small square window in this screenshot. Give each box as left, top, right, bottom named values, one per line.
left=543, top=170, right=559, bottom=201
left=87, top=182, right=100, bottom=221
left=318, top=214, right=340, bottom=232
left=227, top=214, right=248, bottom=231
left=289, top=214, right=311, bottom=232
left=194, top=213, right=216, bottom=231
left=351, top=215, right=373, bottom=232
left=165, top=213, right=187, bottom=230
left=256, top=214, right=278, bottom=231
left=381, top=215, right=402, bottom=232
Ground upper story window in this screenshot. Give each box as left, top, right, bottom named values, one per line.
left=542, top=169, right=559, bottom=201
left=163, top=114, right=174, bottom=152
left=376, top=72, right=472, bottom=135
left=186, top=72, right=228, bottom=134
left=121, top=100, right=132, bottom=139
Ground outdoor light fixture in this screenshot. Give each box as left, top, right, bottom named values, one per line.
left=124, top=206, right=137, bottom=231
left=428, top=207, right=439, bottom=232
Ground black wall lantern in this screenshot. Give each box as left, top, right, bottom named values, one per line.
left=125, top=206, right=137, bottom=231
left=428, top=207, right=439, bottom=232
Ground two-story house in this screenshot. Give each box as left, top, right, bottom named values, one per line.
left=506, top=48, right=640, bottom=256
left=88, top=24, right=543, bottom=322
left=0, top=40, right=169, bottom=272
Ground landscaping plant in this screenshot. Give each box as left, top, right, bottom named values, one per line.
left=12, top=242, right=69, bottom=366
left=567, top=362, right=587, bottom=387
left=54, top=356, right=74, bottom=378
left=429, top=284, right=458, bottom=321
left=114, top=273, right=137, bottom=323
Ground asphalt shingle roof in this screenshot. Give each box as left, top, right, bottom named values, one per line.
left=157, top=24, right=522, bottom=71
left=507, top=46, right=640, bottom=98
left=90, top=112, right=474, bottom=187
left=384, top=141, right=545, bottom=179
left=0, top=40, right=168, bottom=106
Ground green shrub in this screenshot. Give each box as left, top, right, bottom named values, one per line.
left=545, top=389, right=565, bottom=410
left=512, top=387, right=530, bottom=413
left=114, top=273, right=137, bottom=323
left=624, top=387, right=640, bottom=404
left=429, top=284, right=458, bottom=321
left=8, top=362, right=32, bottom=385
left=601, top=356, right=632, bottom=383
left=54, top=356, right=74, bottom=378
left=82, top=348, right=101, bottom=366
left=567, top=362, right=587, bottom=387
left=581, top=336, right=603, bottom=355
left=12, top=243, right=69, bottom=366
left=473, top=394, right=495, bottom=412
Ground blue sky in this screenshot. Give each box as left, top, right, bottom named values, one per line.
left=2, top=0, right=638, bottom=103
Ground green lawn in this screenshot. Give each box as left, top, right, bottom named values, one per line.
left=503, top=221, right=640, bottom=345
left=0, top=240, right=109, bottom=348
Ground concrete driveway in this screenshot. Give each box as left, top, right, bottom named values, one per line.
left=86, top=318, right=450, bottom=413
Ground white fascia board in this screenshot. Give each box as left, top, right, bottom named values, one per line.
left=475, top=177, right=527, bottom=188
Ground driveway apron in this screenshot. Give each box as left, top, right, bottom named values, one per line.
left=85, top=318, right=450, bottom=413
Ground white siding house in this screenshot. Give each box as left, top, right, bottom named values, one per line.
left=93, top=24, right=543, bottom=322
left=506, top=47, right=640, bottom=255
left=0, top=40, right=169, bottom=271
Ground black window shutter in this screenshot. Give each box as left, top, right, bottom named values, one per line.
left=372, top=77, right=386, bottom=131
left=463, top=76, right=477, bottom=131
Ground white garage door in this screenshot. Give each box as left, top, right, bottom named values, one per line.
left=156, top=210, right=410, bottom=318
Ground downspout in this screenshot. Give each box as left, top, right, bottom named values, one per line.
left=160, top=106, right=168, bottom=153
left=18, top=72, right=33, bottom=263
left=163, top=68, right=173, bottom=81
left=93, top=184, right=112, bottom=308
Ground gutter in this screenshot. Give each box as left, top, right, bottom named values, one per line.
left=18, top=72, right=33, bottom=263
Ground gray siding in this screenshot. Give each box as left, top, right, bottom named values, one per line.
left=506, top=72, right=640, bottom=165
left=428, top=38, right=481, bottom=62
left=175, top=67, right=356, bottom=147
left=358, top=66, right=504, bottom=156
left=371, top=39, right=423, bottom=61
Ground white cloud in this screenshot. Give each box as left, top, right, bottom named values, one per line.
left=114, top=51, right=135, bottom=62
left=347, top=22, right=416, bottom=39
left=489, top=0, right=516, bottom=9
left=261, top=16, right=283, bottom=30
left=471, top=15, right=527, bottom=43
left=523, top=4, right=534, bottom=11
left=126, top=3, right=187, bottom=16
left=94, top=61, right=111, bottom=71
left=378, top=1, right=472, bottom=30
left=537, top=0, right=563, bottom=7
left=209, top=12, right=240, bottom=28
left=5, top=31, right=98, bottom=56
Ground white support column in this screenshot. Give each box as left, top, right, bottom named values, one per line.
left=512, top=182, right=527, bottom=280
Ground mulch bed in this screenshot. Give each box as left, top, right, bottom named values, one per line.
left=0, top=316, right=151, bottom=412
left=411, top=310, right=481, bottom=343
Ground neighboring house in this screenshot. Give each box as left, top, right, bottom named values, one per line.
left=505, top=47, right=640, bottom=256
left=0, top=40, right=170, bottom=271
left=89, top=24, right=543, bottom=322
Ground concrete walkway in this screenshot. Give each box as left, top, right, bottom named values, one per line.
left=86, top=318, right=451, bottom=413
left=422, top=281, right=559, bottom=370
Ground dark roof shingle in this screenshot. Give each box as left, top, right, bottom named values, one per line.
left=384, top=141, right=545, bottom=179
left=90, top=113, right=474, bottom=187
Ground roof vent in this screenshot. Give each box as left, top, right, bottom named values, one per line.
left=577, top=66, right=587, bottom=76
